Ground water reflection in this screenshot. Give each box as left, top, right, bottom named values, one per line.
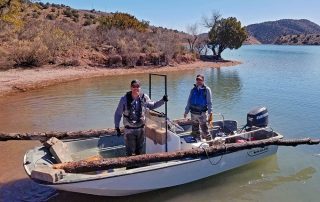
left=0, top=68, right=242, bottom=133
left=0, top=179, right=57, bottom=202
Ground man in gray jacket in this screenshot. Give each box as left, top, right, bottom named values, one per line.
left=184, top=74, right=213, bottom=140
left=114, top=79, right=168, bottom=156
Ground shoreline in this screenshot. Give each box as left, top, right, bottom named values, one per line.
left=0, top=60, right=241, bottom=97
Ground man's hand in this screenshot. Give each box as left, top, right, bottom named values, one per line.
left=115, top=127, right=121, bottom=137
left=184, top=113, right=188, bottom=119
left=162, top=95, right=168, bottom=102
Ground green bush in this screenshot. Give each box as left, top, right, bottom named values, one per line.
left=63, top=9, right=73, bottom=18
left=83, top=19, right=93, bottom=26
left=98, top=12, right=149, bottom=32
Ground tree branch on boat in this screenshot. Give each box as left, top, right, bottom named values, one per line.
left=0, top=119, right=193, bottom=141
left=53, top=138, right=320, bottom=173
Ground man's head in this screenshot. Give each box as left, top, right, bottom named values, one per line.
left=130, top=79, right=141, bottom=94
left=196, top=74, right=204, bottom=86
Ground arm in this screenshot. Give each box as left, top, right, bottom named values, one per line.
left=143, top=94, right=165, bottom=110
left=114, top=96, right=125, bottom=128
left=184, top=89, right=193, bottom=114
left=206, top=87, right=213, bottom=114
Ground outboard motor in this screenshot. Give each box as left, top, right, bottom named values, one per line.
left=246, top=106, right=268, bottom=128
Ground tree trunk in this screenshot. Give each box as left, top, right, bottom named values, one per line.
left=53, top=138, right=320, bottom=173
left=0, top=119, right=193, bottom=141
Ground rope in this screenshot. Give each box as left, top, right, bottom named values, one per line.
left=200, top=142, right=226, bottom=165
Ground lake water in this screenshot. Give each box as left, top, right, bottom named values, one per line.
left=0, top=45, right=320, bottom=201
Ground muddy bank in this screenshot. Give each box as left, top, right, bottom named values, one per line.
left=0, top=60, right=241, bottom=97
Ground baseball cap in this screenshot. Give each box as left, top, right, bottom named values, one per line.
left=196, top=74, right=204, bottom=81
left=130, top=79, right=141, bottom=87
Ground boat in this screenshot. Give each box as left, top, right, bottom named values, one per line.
left=23, top=74, right=283, bottom=196
left=23, top=106, right=283, bottom=196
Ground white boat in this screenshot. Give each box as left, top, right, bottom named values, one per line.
left=23, top=106, right=283, bottom=196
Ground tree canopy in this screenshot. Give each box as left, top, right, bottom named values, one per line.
left=207, top=16, right=247, bottom=60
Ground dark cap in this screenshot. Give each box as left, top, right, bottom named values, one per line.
left=130, top=79, right=141, bottom=87
left=196, top=74, right=204, bottom=81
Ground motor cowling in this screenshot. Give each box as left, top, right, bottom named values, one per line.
left=247, top=107, right=268, bottom=128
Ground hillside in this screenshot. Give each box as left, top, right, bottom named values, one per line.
left=243, top=36, right=261, bottom=45
left=0, top=2, right=193, bottom=70
left=246, top=19, right=320, bottom=44
left=274, top=34, right=320, bottom=45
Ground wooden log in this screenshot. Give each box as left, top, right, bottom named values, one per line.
left=53, top=138, right=320, bottom=173
left=0, top=119, right=192, bottom=141
left=0, top=128, right=119, bottom=142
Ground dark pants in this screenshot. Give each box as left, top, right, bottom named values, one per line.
left=191, top=112, right=209, bottom=139
left=124, top=127, right=145, bottom=156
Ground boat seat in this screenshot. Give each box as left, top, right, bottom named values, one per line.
left=213, top=120, right=237, bottom=134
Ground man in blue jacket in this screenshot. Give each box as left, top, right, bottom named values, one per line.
left=184, top=74, right=213, bottom=139
left=114, top=79, right=168, bottom=156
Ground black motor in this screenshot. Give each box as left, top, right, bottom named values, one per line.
left=246, top=106, right=268, bottom=128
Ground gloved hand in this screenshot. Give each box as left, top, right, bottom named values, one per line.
left=115, top=127, right=121, bottom=137
left=208, top=112, right=213, bottom=122
left=162, top=95, right=168, bottom=102
left=208, top=112, right=213, bottom=126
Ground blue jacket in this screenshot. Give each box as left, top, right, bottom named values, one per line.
left=185, top=84, right=213, bottom=114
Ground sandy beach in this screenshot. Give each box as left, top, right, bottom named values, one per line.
left=0, top=60, right=241, bottom=97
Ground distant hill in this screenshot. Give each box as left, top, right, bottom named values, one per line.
left=246, top=19, right=320, bottom=44
left=275, top=34, right=320, bottom=45
left=243, top=36, right=261, bottom=45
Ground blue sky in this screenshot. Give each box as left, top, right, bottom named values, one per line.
left=42, top=0, right=320, bottom=32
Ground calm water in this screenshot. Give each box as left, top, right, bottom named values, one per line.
left=0, top=45, right=320, bottom=201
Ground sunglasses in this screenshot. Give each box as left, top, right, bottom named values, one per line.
left=131, top=85, right=140, bottom=88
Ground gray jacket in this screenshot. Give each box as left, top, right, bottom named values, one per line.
left=114, top=93, right=165, bottom=128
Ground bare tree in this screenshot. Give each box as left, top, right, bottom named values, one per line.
left=194, top=35, right=208, bottom=55
left=186, top=23, right=199, bottom=53
left=202, top=11, right=221, bottom=29
left=202, top=11, right=221, bottom=56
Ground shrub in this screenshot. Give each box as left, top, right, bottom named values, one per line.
left=122, top=53, right=139, bottom=67
left=83, top=19, right=93, bottom=26
left=98, top=12, right=149, bottom=32
left=32, top=13, right=39, bottom=18
left=10, top=39, right=50, bottom=67
left=60, top=59, right=80, bottom=66
left=51, top=8, right=56, bottom=12
left=292, top=37, right=298, bottom=43
left=72, top=17, right=79, bottom=22
left=63, top=9, right=73, bottom=18
left=46, top=14, right=56, bottom=20
left=107, top=54, right=122, bottom=67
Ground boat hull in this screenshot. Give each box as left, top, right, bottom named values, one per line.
left=47, top=145, right=278, bottom=196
